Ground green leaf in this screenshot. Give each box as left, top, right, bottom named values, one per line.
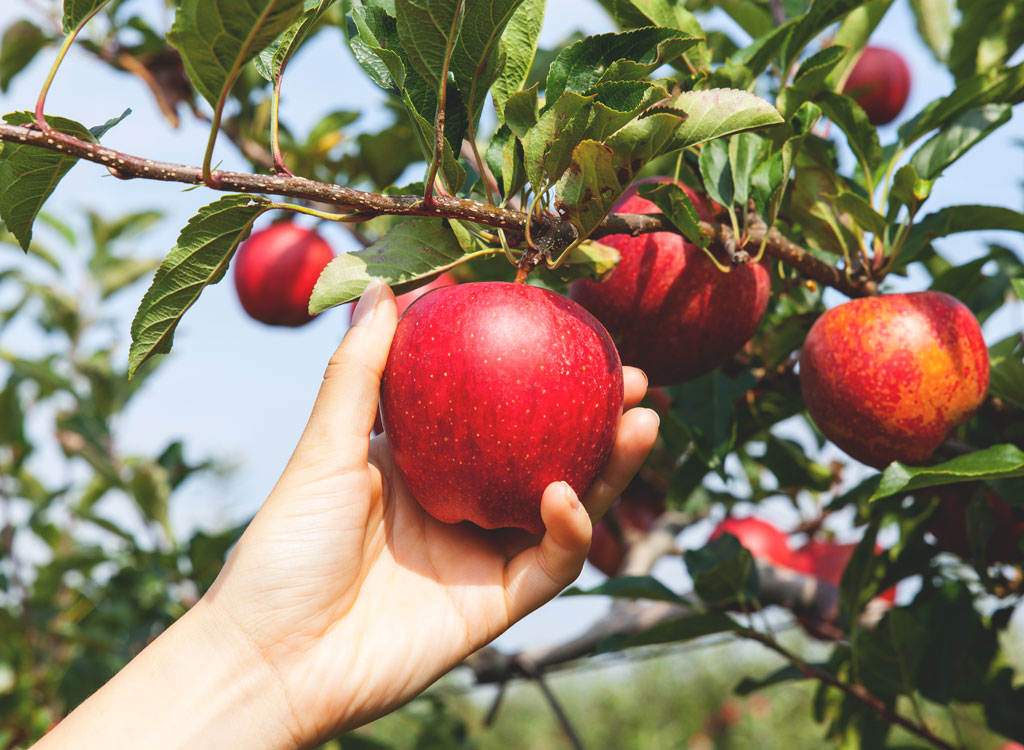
left=699, top=138, right=733, bottom=209
left=662, top=88, right=784, bottom=152
left=255, top=0, right=334, bottom=82
left=394, top=0, right=463, bottom=93
left=736, top=663, right=815, bottom=695
left=544, top=27, right=701, bottom=104
left=637, top=182, right=708, bottom=249
left=832, top=192, right=887, bottom=237
left=898, top=62, right=1024, bottom=146
left=826, top=0, right=895, bottom=84
left=775, top=45, right=846, bottom=119
left=310, top=218, right=492, bottom=313
left=449, top=0, right=529, bottom=131
left=167, top=0, right=304, bottom=107
left=908, top=0, right=953, bottom=62
left=909, top=104, right=1012, bottom=181
left=988, top=335, right=1024, bottom=410
left=853, top=608, right=927, bottom=701
left=684, top=533, right=759, bottom=605
left=556, top=89, right=780, bottom=241
left=0, top=112, right=96, bottom=252
left=669, top=370, right=754, bottom=472
left=128, top=195, right=269, bottom=378
left=522, top=82, right=668, bottom=193
left=490, top=0, right=545, bottom=123
left=0, top=21, right=52, bottom=93
left=563, top=575, right=685, bottom=603
left=901, top=205, right=1024, bottom=266
left=870, top=445, right=1024, bottom=502
left=1012, top=279, right=1024, bottom=301
left=344, top=0, right=408, bottom=93
left=817, top=91, right=882, bottom=175
left=89, top=107, right=132, bottom=140
left=597, top=612, right=737, bottom=653
left=948, top=0, right=1024, bottom=83
left=728, top=132, right=766, bottom=209
left=62, top=0, right=111, bottom=33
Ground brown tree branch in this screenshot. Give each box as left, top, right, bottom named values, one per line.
left=0, top=122, right=873, bottom=298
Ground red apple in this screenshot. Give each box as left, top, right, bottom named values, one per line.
left=842, top=46, right=911, bottom=126
left=588, top=518, right=627, bottom=577
left=570, top=179, right=771, bottom=386
left=380, top=282, right=624, bottom=533
left=395, top=272, right=456, bottom=317
left=587, top=477, right=666, bottom=576
left=710, top=517, right=795, bottom=570
left=799, top=292, right=989, bottom=469
left=929, top=488, right=1023, bottom=564
left=233, top=222, right=335, bottom=327
left=791, top=540, right=896, bottom=602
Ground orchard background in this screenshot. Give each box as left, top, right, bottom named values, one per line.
left=1, top=0, right=1023, bottom=747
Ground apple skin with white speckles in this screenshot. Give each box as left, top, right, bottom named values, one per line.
left=379, top=282, right=624, bottom=533
left=569, top=179, right=770, bottom=387
left=799, top=291, right=989, bottom=469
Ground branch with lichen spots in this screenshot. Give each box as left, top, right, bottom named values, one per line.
left=0, top=122, right=873, bottom=298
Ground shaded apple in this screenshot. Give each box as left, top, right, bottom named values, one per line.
left=380, top=282, right=624, bottom=533
left=570, top=179, right=771, bottom=387
left=928, top=487, right=1023, bottom=564
left=587, top=477, right=665, bottom=576
left=395, top=272, right=456, bottom=317
left=233, top=222, right=336, bottom=327
left=799, top=292, right=989, bottom=469
left=791, top=540, right=896, bottom=602
left=842, top=46, right=911, bottom=126
left=710, top=516, right=795, bottom=570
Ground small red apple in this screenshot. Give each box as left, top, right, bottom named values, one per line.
left=929, top=488, right=1023, bottom=564
left=570, top=179, right=770, bottom=386
left=380, top=282, right=624, bottom=533
left=395, top=272, right=456, bottom=317
left=587, top=477, right=666, bottom=576
left=842, top=46, right=911, bottom=126
left=710, top=516, right=795, bottom=570
left=791, top=540, right=896, bottom=602
left=233, top=222, right=335, bottom=327
left=799, top=292, right=989, bottom=469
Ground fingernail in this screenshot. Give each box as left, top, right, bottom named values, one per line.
left=646, top=407, right=661, bottom=427
left=351, top=279, right=385, bottom=327
left=563, top=481, right=580, bottom=510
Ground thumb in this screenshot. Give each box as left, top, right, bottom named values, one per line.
left=293, top=279, right=398, bottom=471
left=502, top=481, right=592, bottom=625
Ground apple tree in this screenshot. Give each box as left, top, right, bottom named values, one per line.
left=1, top=0, right=1024, bottom=748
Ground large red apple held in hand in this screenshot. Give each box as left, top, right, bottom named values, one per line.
left=710, top=516, right=796, bottom=570
left=842, top=46, right=911, bottom=126
left=791, top=540, right=896, bottom=602
left=395, top=272, right=456, bottom=317
left=570, top=179, right=771, bottom=387
left=587, top=477, right=666, bottom=576
left=380, top=282, right=624, bottom=533
left=929, top=488, right=1023, bottom=564
left=233, top=222, right=336, bottom=327
left=799, top=291, right=989, bottom=469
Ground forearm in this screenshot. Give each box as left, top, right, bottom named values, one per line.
left=34, top=598, right=300, bottom=750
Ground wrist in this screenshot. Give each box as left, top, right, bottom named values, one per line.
left=35, top=597, right=300, bottom=750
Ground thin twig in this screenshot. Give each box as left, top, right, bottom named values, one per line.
left=516, top=657, right=586, bottom=750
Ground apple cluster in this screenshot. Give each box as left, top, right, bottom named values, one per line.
left=231, top=159, right=998, bottom=578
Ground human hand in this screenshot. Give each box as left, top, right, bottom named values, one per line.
left=37, top=280, right=659, bottom=750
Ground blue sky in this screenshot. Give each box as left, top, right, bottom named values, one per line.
left=0, top=0, right=1021, bottom=652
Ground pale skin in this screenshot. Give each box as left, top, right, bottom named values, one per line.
left=34, top=280, right=660, bottom=750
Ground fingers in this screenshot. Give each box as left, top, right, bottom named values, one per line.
left=502, top=481, right=592, bottom=624
left=622, top=367, right=648, bottom=411
left=582, top=407, right=660, bottom=521
left=293, top=280, right=398, bottom=470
